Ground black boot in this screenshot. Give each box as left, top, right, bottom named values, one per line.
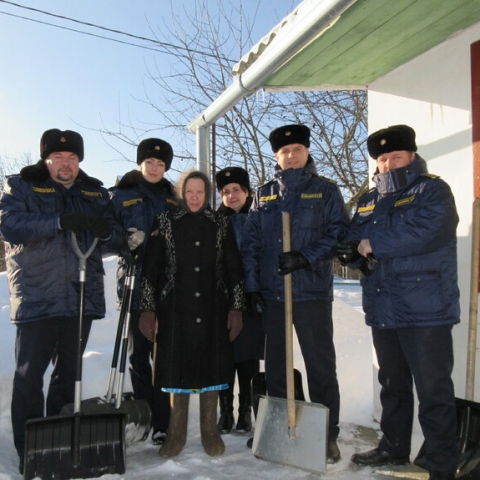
left=217, top=390, right=234, bottom=434
left=236, top=394, right=252, bottom=433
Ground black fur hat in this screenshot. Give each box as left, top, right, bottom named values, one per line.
left=137, top=138, right=173, bottom=170
left=269, top=124, right=310, bottom=153
left=40, top=129, right=84, bottom=161
left=215, top=167, right=251, bottom=193
left=367, top=124, right=417, bottom=160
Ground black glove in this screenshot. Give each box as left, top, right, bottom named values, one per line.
left=360, top=254, right=379, bottom=276
left=337, top=241, right=361, bottom=266
left=87, top=216, right=112, bottom=239
left=278, top=251, right=309, bottom=276
left=246, top=292, right=266, bottom=322
left=60, top=212, right=88, bottom=234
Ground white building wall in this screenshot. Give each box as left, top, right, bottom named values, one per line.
left=368, top=22, right=480, bottom=422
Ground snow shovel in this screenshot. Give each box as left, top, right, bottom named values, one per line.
left=252, top=212, right=328, bottom=475
left=415, top=397, right=480, bottom=478
left=61, top=238, right=152, bottom=445
left=24, top=233, right=126, bottom=480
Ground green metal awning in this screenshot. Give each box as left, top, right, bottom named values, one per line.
left=234, top=0, right=480, bottom=91
left=189, top=0, right=480, bottom=132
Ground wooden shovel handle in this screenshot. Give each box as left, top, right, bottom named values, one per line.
left=282, top=212, right=296, bottom=437
left=466, top=198, right=480, bottom=400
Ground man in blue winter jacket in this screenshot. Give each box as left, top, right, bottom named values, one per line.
left=338, top=124, right=459, bottom=480
left=0, top=128, right=122, bottom=474
left=242, top=124, right=349, bottom=463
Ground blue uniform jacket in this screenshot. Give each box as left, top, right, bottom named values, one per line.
left=242, top=160, right=349, bottom=302
left=0, top=160, right=122, bottom=324
left=348, top=155, right=460, bottom=329
left=109, top=170, right=177, bottom=310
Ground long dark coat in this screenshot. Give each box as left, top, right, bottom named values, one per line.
left=140, top=207, right=245, bottom=390
left=218, top=198, right=264, bottom=362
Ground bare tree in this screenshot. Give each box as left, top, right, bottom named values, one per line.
left=0, top=154, right=34, bottom=192
left=267, top=90, right=369, bottom=210
left=98, top=0, right=367, bottom=206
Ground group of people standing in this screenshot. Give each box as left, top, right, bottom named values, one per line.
left=0, top=122, right=459, bottom=480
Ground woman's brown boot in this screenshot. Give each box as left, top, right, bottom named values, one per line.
left=200, top=391, right=225, bottom=456
left=159, top=393, right=189, bottom=458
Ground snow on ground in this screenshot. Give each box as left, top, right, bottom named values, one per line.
left=0, top=258, right=430, bottom=479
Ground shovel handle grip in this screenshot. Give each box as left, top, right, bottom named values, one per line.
left=71, top=232, right=99, bottom=414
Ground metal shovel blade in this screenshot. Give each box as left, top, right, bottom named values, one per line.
left=252, top=395, right=328, bottom=475
left=24, top=410, right=126, bottom=480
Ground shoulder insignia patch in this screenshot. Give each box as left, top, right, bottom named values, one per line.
left=259, top=194, right=278, bottom=202
left=123, top=198, right=143, bottom=207
left=166, top=198, right=178, bottom=205
left=301, top=193, right=323, bottom=199
left=82, top=190, right=103, bottom=198
left=258, top=179, right=275, bottom=189
left=317, top=175, right=336, bottom=184
left=32, top=187, right=55, bottom=193
left=357, top=204, right=375, bottom=213
left=421, top=173, right=440, bottom=179
left=395, top=195, right=415, bottom=207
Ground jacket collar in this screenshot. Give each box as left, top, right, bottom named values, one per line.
left=20, top=159, right=103, bottom=187
left=373, top=155, right=428, bottom=195
left=275, top=156, right=318, bottom=190
left=114, top=169, right=144, bottom=189
left=172, top=206, right=216, bottom=222
left=113, top=169, right=174, bottom=196
left=217, top=196, right=253, bottom=216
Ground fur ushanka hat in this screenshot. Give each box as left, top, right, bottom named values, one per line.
left=137, top=138, right=174, bottom=170
left=269, top=124, right=310, bottom=153
left=367, top=124, right=417, bottom=160
left=40, top=129, right=84, bottom=161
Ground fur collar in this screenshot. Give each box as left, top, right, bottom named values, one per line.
left=20, top=160, right=103, bottom=187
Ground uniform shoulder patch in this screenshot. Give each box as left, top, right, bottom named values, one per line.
left=81, top=190, right=103, bottom=198
left=258, top=178, right=275, bottom=189
left=123, top=198, right=143, bottom=207
left=317, top=175, right=337, bottom=184
left=259, top=194, right=278, bottom=202
left=32, top=187, right=55, bottom=194
left=421, top=173, right=440, bottom=179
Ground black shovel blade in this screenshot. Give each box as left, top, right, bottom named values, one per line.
left=415, top=397, right=480, bottom=478
left=24, top=411, right=126, bottom=480
left=61, top=393, right=152, bottom=444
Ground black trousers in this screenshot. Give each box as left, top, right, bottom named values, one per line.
left=128, top=311, right=170, bottom=432
left=11, top=316, right=93, bottom=458
left=219, top=359, right=260, bottom=402
left=262, top=299, right=340, bottom=441
left=372, top=324, right=457, bottom=473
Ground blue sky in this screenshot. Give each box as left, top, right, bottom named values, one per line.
left=0, top=0, right=300, bottom=187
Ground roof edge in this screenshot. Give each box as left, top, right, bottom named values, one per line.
left=187, top=0, right=358, bottom=133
